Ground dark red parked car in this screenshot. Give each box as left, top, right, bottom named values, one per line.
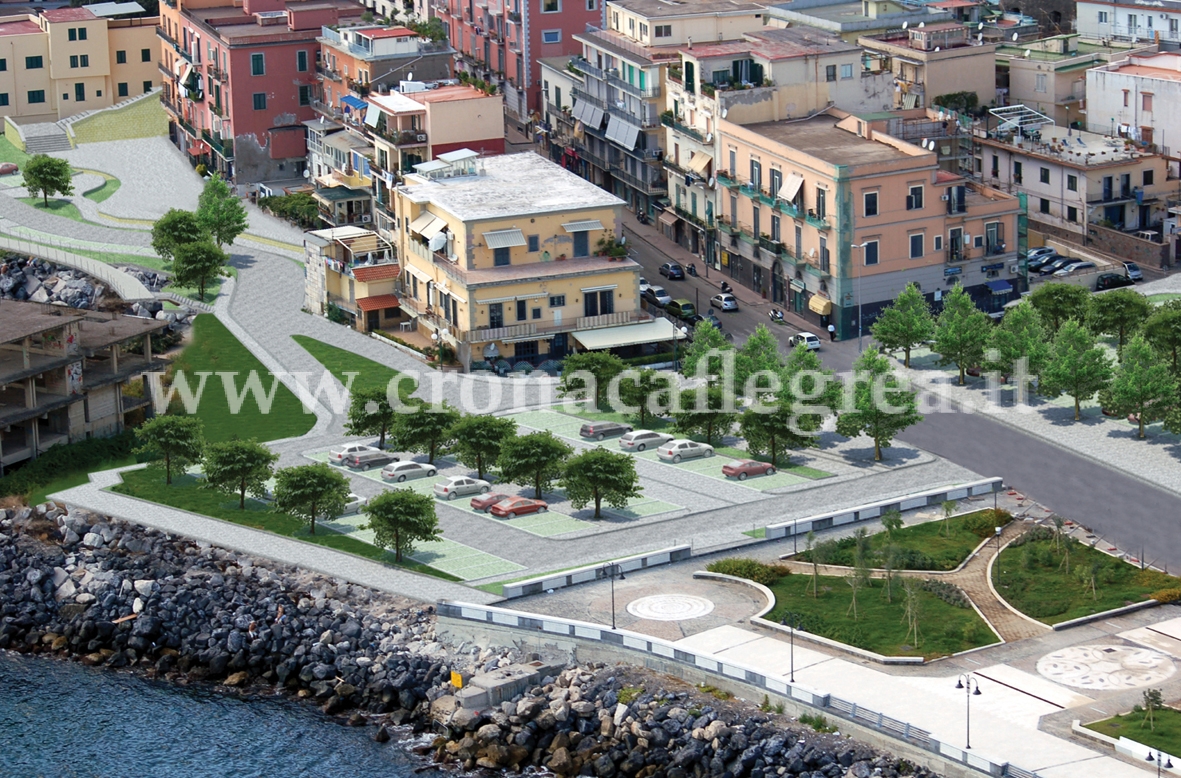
left=489, top=496, right=549, bottom=517
left=722, top=459, right=776, bottom=480
left=470, top=492, right=512, bottom=513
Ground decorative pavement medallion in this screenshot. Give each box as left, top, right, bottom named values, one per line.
left=626, top=595, right=715, bottom=622
left=1036, top=645, right=1175, bottom=690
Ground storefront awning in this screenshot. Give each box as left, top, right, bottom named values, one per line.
left=777, top=172, right=804, bottom=202
left=572, top=318, right=687, bottom=351
left=483, top=228, right=527, bottom=249
left=986, top=280, right=1013, bottom=296
left=688, top=152, right=713, bottom=175
left=789, top=279, right=806, bottom=292
left=562, top=219, right=604, bottom=233
left=808, top=296, right=833, bottom=315
left=341, top=95, right=367, bottom=112
left=658, top=210, right=678, bottom=228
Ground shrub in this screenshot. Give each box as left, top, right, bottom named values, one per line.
left=707, top=558, right=790, bottom=586
left=195, top=163, right=207, bottom=176
left=258, top=193, right=319, bottom=228
left=1009, top=526, right=1054, bottom=547
left=921, top=579, right=972, bottom=609
left=962, top=508, right=1012, bottom=539
left=0, top=430, right=144, bottom=500
left=1151, top=588, right=1181, bottom=603
left=798, top=713, right=836, bottom=733
left=617, top=686, right=643, bottom=704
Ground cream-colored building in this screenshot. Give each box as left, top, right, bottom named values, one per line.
left=303, top=225, right=400, bottom=332
left=0, top=8, right=159, bottom=122
left=860, top=23, right=996, bottom=110
left=392, top=150, right=679, bottom=370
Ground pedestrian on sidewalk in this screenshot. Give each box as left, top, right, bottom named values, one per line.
left=827, top=323, right=836, bottom=341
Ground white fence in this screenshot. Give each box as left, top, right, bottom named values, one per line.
left=0, top=236, right=155, bottom=301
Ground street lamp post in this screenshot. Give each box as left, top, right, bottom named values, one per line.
left=1147, top=748, right=1174, bottom=777
left=600, top=563, right=625, bottom=629
left=955, top=674, right=982, bottom=749
left=780, top=612, right=800, bottom=682
left=851, top=242, right=871, bottom=352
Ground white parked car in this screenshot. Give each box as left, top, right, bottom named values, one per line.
left=322, top=493, right=366, bottom=518
left=381, top=461, right=438, bottom=483
left=618, top=430, right=675, bottom=452
left=328, top=443, right=378, bottom=465
left=710, top=293, right=739, bottom=311
left=433, top=475, right=492, bottom=500
left=639, top=277, right=651, bottom=294
left=657, top=439, right=715, bottom=463
left=788, top=332, right=821, bottom=351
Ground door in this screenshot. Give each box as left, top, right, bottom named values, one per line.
left=367, top=311, right=380, bottom=331
left=551, top=333, right=568, bottom=358
left=489, top=302, right=504, bottom=329
left=573, top=231, right=589, bottom=257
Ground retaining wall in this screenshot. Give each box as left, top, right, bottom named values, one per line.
left=501, top=545, right=692, bottom=599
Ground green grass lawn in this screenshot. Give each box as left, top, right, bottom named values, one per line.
left=81, top=172, right=121, bottom=203
left=112, top=467, right=458, bottom=581
left=292, top=335, right=417, bottom=397
left=1087, top=707, right=1181, bottom=755
left=993, top=530, right=1176, bottom=624
left=766, top=572, right=997, bottom=659
left=169, top=314, right=315, bottom=443
left=30, top=455, right=137, bottom=505
left=18, top=197, right=85, bottom=222
left=0, top=133, right=31, bottom=166
left=797, top=511, right=1000, bottom=571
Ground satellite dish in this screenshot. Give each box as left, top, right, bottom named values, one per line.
left=978, top=22, right=984, bottom=30
left=1012, top=32, right=1019, bottom=41
left=428, top=232, right=447, bottom=251
left=407, top=72, right=413, bottom=81
left=978, top=33, right=984, bottom=42
left=902, top=21, right=908, bottom=29
left=1024, top=49, right=1032, bottom=58
left=934, top=46, right=940, bottom=51
left=721, top=108, right=728, bottom=119
left=929, top=140, right=936, bottom=151
left=708, top=176, right=716, bottom=187
left=705, top=132, right=712, bottom=142
left=918, top=21, right=925, bottom=28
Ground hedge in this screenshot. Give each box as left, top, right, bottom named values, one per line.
left=0, top=431, right=147, bottom=500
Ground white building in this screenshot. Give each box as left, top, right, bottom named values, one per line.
left=1086, top=51, right=1181, bottom=167
left=1076, top=0, right=1181, bottom=42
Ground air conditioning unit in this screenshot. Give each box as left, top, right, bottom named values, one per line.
left=416, top=133, right=427, bottom=142
left=940, top=194, right=950, bottom=201
left=361, top=214, right=372, bottom=223
left=1009, top=263, right=1019, bottom=274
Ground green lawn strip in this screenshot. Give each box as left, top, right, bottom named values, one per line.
left=1149, top=293, right=1181, bottom=305
left=766, top=573, right=996, bottom=659
left=171, top=314, right=315, bottom=443
left=80, top=172, right=121, bottom=203
left=713, top=445, right=832, bottom=479
left=18, top=197, right=85, bottom=222
left=33, top=456, right=138, bottom=505
left=992, top=534, right=1175, bottom=624
left=1086, top=708, right=1181, bottom=754
left=292, top=335, right=417, bottom=397
left=111, top=467, right=459, bottom=581
left=743, top=528, right=767, bottom=539
left=0, top=133, right=31, bottom=166
left=797, top=513, right=991, bottom=572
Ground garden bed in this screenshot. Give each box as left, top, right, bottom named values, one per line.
left=1086, top=707, right=1181, bottom=757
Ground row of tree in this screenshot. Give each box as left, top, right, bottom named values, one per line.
left=149, top=174, right=248, bottom=299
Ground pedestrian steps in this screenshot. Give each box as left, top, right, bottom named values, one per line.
left=21, top=123, right=72, bottom=153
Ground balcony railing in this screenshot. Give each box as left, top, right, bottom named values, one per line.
left=774, top=200, right=802, bottom=219
left=610, top=164, right=666, bottom=194
left=207, top=64, right=226, bottom=83
left=759, top=236, right=785, bottom=256
left=571, top=58, right=603, bottom=79
left=660, top=113, right=704, bottom=142
left=464, top=310, right=649, bottom=345
left=571, top=86, right=607, bottom=111
left=317, top=65, right=342, bottom=83
left=674, top=205, right=713, bottom=230
left=946, top=247, right=968, bottom=263
left=805, top=212, right=830, bottom=230
left=311, top=99, right=343, bottom=120
left=608, top=104, right=659, bottom=129
left=201, top=129, right=234, bottom=160
left=382, top=129, right=429, bottom=146
left=606, top=71, right=660, bottom=99
left=716, top=172, right=740, bottom=189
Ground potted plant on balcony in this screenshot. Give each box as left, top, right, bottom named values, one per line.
left=596, top=232, right=628, bottom=260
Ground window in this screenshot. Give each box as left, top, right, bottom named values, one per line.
left=297, top=50, right=308, bottom=72
left=991, top=154, right=999, bottom=177
left=1123, top=90, right=1129, bottom=107
left=815, top=187, right=826, bottom=218
left=863, top=240, right=879, bottom=266
left=252, top=93, right=267, bottom=110
left=587, top=0, right=596, bottom=8
left=1098, top=10, right=1109, bottom=23
left=143, top=81, right=152, bottom=94
left=0, top=59, right=5, bottom=72
left=819, top=237, right=830, bottom=272
left=81, top=54, right=89, bottom=67
left=1067, top=174, right=1077, bottom=192
left=542, top=0, right=559, bottom=11
left=1035, top=74, right=1047, bottom=93
left=117, top=82, right=128, bottom=97
left=1039, top=167, right=1050, bottom=184
left=494, top=246, right=511, bottom=266
left=251, top=53, right=265, bottom=76
left=1143, top=93, right=1153, bottom=111
left=0, top=93, right=7, bottom=107
left=749, top=160, right=761, bottom=190
left=1145, top=169, right=1155, bottom=186
left=116, top=50, right=127, bottom=64
left=532, top=307, right=542, bottom=320
left=69, top=27, right=77, bottom=41
left=728, top=149, right=736, bottom=177
left=516, top=300, right=527, bottom=321
left=864, top=191, right=878, bottom=217
left=752, top=205, right=760, bottom=238
left=825, top=65, right=836, bottom=82
left=1067, top=206, right=1078, bottom=223
left=771, top=215, right=781, bottom=242
left=654, top=24, right=671, bottom=37
left=933, top=235, right=943, bottom=252
left=489, top=303, right=504, bottom=328
left=1013, top=161, right=1023, bottom=183
left=769, top=169, right=782, bottom=198
left=1039, top=198, right=1050, bottom=214
left=75, top=83, right=85, bottom=102
left=549, top=295, right=565, bottom=307
left=909, top=233, right=924, bottom=259
left=299, top=85, right=311, bottom=106
left=25, top=56, right=43, bottom=69
left=542, top=30, right=561, bottom=43
left=906, top=185, right=923, bottom=210
left=70, top=55, right=78, bottom=69
left=79, top=27, right=87, bottom=40
left=528, top=235, right=540, bottom=252
left=141, top=48, right=151, bottom=62
left=640, top=23, right=648, bottom=37
left=840, top=63, right=853, bottom=79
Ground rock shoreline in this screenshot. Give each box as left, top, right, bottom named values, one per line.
left=1, top=503, right=939, bottom=777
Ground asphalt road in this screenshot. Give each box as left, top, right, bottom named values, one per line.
left=625, top=225, right=1181, bottom=572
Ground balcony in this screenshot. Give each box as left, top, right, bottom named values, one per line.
left=716, top=172, right=740, bottom=189
left=805, top=212, right=830, bottom=230
left=946, top=247, right=969, bottom=263
left=571, top=86, right=607, bottom=111
left=606, top=71, right=660, bottom=99
left=571, top=58, right=603, bottom=79
left=464, top=310, right=649, bottom=345
left=201, top=129, right=234, bottom=160
left=317, top=65, right=343, bottom=83
left=674, top=205, right=713, bottom=230
left=610, top=164, right=666, bottom=194
left=774, top=200, right=802, bottom=219
left=382, top=129, right=429, bottom=147
left=659, top=113, right=704, bottom=142
left=311, top=99, right=343, bottom=120
left=607, top=104, right=659, bottom=129
left=759, top=236, right=785, bottom=256
left=207, top=64, right=227, bottom=83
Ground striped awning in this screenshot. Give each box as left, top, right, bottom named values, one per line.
left=408, top=211, right=438, bottom=234
left=777, top=173, right=804, bottom=202
left=688, top=152, right=713, bottom=175
left=483, top=228, right=527, bottom=249
left=562, top=219, right=604, bottom=233
left=420, top=217, right=448, bottom=240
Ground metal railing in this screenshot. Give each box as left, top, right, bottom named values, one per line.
left=805, top=212, right=831, bottom=230
left=0, top=236, right=155, bottom=301
left=571, top=58, right=603, bottom=79
left=660, top=113, right=704, bottom=141
left=610, top=164, right=666, bottom=194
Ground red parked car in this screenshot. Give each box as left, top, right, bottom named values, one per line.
left=489, top=496, right=549, bottom=517
left=722, top=459, right=777, bottom=481
left=470, top=492, right=512, bottom=513
left=0, top=162, right=19, bottom=176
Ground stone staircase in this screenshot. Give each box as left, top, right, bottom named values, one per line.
left=21, top=122, right=72, bottom=153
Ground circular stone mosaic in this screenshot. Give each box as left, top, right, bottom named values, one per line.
left=1036, top=645, right=1176, bottom=690
left=626, top=595, right=715, bottom=622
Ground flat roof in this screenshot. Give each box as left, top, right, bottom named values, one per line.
left=86, top=2, right=149, bottom=17
left=0, top=19, right=42, bottom=36
left=415, top=84, right=492, bottom=103
left=369, top=91, right=427, bottom=113
left=402, top=152, right=624, bottom=221
left=684, top=26, right=857, bottom=60
left=0, top=300, right=85, bottom=344
left=314, top=185, right=371, bottom=201
left=76, top=311, right=168, bottom=350
left=323, top=131, right=371, bottom=152
left=609, top=0, right=767, bottom=18
left=1104, top=52, right=1181, bottom=82
left=359, top=25, right=417, bottom=39
left=41, top=7, right=97, bottom=21
left=742, top=114, right=919, bottom=165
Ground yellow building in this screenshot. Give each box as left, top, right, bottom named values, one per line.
left=0, top=8, right=160, bottom=122
left=303, top=226, right=399, bottom=333
left=392, top=150, right=679, bottom=370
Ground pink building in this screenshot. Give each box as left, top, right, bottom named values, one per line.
left=433, top=0, right=603, bottom=124
left=159, top=0, right=364, bottom=183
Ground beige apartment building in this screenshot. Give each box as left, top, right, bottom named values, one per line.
left=860, top=22, right=996, bottom=110
left=0, top=8, right=159, bottom=122
left=718, top=109, right=1021, bottom=336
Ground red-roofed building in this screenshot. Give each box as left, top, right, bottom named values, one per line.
left=302, top=225, right=400, bottom=332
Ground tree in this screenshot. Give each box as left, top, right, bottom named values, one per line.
left=344, top=387, right=395, bottom=450
left=1028, top=282, right=1090, bottom=336
left=559, top=351, right=625, bottom=409
left=392, top=402, right=460, bottom=463
left=881, top=508, right=903, bottom=537
left=411, top=16, right=446, bottom=42
left=23, top=154, right=74, bottom=207
left=835, top=349, right=923, bottom=461
left=1105, top=335, right=1176, bottom=439
left=497, top=431, right=572, bottom=498
left=151, top=208, right=206, bottom=264
left=680, top=320, right=733, bottom=380
left=1040, top=319, right=1113, bottom=421
left=987, top=300, right=1050, bottom=380
left=1090, top=288, right=1150, bottom=355
left=561, top=448, right=642, bottom=519
left=1142, top=688, right=1163, bottom=731
left=136, top=415, right=204, bottom=485
left=735, top=324, right=783, bottom=393
left=202, top=438, right=278, bottom=509
left=872, top=283, right=936, bottom=368
left=171, top=239, right=227, bottom=300
left=942, top=499, right=957, bottom=538
left=780, top=342, right=842, bottom=429
left=740, top=399, right=805, bottom=468
left=933, top=284, right=993, bottom=385
left=447, top=414, right=517, bottom=479
left=272, top=463, right=350, bottom=535
left=1144, top=300, right=1181, bottom=373
left=674, top=386, right=738, bottom=445
left=196, top=173, right=249, bottom=249
left=616, top=368, right=674, bottom=427
left=362, top=489, right=440, bottom=563
left=902, top=578, right=923, bottom=648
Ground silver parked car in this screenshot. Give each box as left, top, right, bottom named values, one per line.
left=656, top=439, right=715, bottom=463
left=710, top=293, right=739, bottom=311
left=328, top=443, right=378, bottom=465
left=433, top=475, right=492, bottom=500
left=618, top=430, right=675, bottom=452
left=381, top=461, right=438, bottom=483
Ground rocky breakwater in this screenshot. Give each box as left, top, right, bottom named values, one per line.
left=0, top=503, right=502, bottom=734
left=429, top=666, right=940, bottom=777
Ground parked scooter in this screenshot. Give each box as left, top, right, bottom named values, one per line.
left=720, top=281, right=733, bottom=294
left=769, top=309, right=786, bottom=324
left=636, top=209, right=650, bottom=225
left=686, top=263, right=698, bottom=277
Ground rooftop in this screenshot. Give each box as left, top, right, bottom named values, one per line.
left=40, top=7, right=97, bottom=22
left=741, top=114, right=924, bottom=165
left=184, top=0, right=361, bottom=40
left=359, top=25, right=417, bottom=39
left=683, top=26, right=858, bottom=60
left=0, top=18, right=42, bottom=36
left=461, top=255, right=640, bottom=286
left=772, top=0, right=944, bottom=25
left=1100, top=51, right=1181, bottom=82
left=1, top=300, right=84, bottom=344
left=415, top=84, right=495, bottom=103
left=369, top=91, right=427, bottom=114
left=576, top=28, right=680, bottom=65
left=323, top=131, right=372, bottom=152
left=608, top=0, right=767, bottom=19
left=981, top=123, right=1156, bottom=167
left=85, top=2, right=150, bottom=17
left=401, top=152, right=624, bottom=222
left=0, top=300, right=166, bottom=350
